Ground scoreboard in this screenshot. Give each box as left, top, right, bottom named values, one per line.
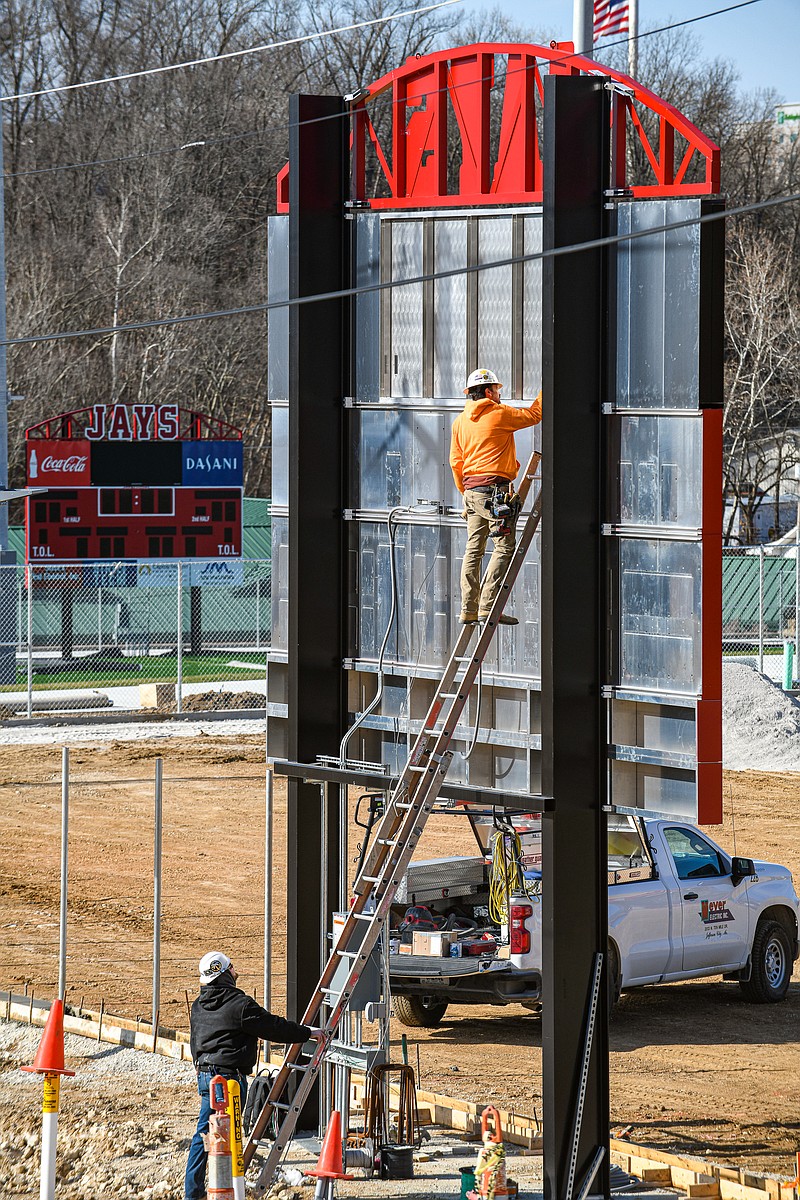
left=25, top=403, right=244, bottom=563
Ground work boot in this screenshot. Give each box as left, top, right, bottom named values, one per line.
left=460, top=612, right=478, bottom=624
left=479, top=613, right=518, bottom=626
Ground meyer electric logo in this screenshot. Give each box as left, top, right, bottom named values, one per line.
left=700, top=899, right=735, bottom=924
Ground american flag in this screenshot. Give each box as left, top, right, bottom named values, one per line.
left=593, top=0, right=629, bottom=42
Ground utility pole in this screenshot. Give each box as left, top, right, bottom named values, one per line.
left=573, top=0, right=594, bottom=55
left=628, top=0, right=639, bottom=79
left=0, top=98, right=10, bottom=551
left=0, top=99, right=18, bottom=687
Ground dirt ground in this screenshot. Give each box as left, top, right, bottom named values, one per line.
left=2, top=736, right=800, bottom=1177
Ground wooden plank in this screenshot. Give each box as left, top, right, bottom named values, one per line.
left=628, top=1156, right=672, bottom=1183
left=720, top=1179, right=776, bottom=1200
left=671, top=1165, right=721, bottom=1197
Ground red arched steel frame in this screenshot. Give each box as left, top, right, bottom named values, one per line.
left=25, top=405, right=243, bottom=442
left=276, top=41, right=720, bottom=211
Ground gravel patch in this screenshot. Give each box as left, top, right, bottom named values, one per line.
left=0, top=1020, right=543, bottom=1200
left=723, top=661, right=800, bottom=771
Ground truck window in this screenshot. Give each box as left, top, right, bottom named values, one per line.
left=663, top=827, right=726, bottom=880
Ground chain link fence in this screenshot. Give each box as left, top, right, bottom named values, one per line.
left=0, top=559, right=271, bottom=719
left=723, top=544, right=800, bottom=683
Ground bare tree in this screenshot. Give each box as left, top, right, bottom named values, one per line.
left=724, top=226, right=800, bottom=542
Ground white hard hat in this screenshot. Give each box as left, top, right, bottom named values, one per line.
left=465, top=368, right=502, bottom=394
left=199, top=951, right=232, bottom=984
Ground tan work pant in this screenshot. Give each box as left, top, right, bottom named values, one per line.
left=460, top=488, right=517, bottom=618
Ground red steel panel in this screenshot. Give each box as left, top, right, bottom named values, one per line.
left=491, top=53, right=539, bottom=196
left=447, top=51, right=494, bottom=196
left=402, top=59, right=448, bottom=199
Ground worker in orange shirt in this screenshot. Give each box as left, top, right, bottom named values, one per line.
left=449, top=369, right=542, bottom=626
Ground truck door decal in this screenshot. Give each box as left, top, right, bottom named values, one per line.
left=700, top=899, right=734, bottom=925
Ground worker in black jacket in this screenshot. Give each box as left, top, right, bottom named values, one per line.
left=184, top=950, right=323, bottom=1200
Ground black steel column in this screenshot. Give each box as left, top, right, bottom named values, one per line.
left=541, top=75, right=610, bottom=1200
left=286, top=94, right=347, bottom=1076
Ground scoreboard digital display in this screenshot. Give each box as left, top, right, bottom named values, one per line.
left=25, top=403, right=244, bottom=564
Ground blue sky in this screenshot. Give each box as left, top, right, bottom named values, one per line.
left=466, top=0, right=797, bottom=102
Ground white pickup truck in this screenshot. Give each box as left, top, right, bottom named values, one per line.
left=388, top=813, right=800, bottom=1027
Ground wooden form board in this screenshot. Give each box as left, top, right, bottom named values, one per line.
left=611, top=1139, right=798, bottom=1200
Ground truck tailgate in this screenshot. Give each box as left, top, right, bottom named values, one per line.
left=390, top=954, right=509, bottom=978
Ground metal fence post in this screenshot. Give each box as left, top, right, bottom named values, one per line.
left=26, top=567, right=32, bottom=719
left=152, top=757, right=163, bottom=1034
left=176, top=562, right=183, bottom=714
left=758, top=546, right=765, bottom=674
left=256, top=578, right=261, bottom=651
left=58, top=747, right=69, bottom=1000
left=264, top=764, right=273, bottom=1040
left=97, top=587, right=102, bottom=650
left=795, top=511, right=799, bottom=673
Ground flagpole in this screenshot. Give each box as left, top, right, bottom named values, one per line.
left=628, top=0, right=639, bottom=77
left=573, top=0, right=593, bottom=55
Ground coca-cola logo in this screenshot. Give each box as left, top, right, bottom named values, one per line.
left=40, top=455, right=88, bottom=473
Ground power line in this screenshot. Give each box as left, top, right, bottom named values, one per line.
left=0, top=0, right=462, bottom=105
left=3, top=189, right=798, bottom=353
left=1, top=0, right=761, bottom=183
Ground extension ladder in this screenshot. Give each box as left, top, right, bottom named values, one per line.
left=243, top=451, right=543, bottom=1194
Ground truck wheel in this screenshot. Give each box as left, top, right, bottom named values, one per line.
left=739, top=920, right=792, bottom=1003
left=393, top=995, right=449, bottom=1028
left=607, top=942, right=621, bottom=1011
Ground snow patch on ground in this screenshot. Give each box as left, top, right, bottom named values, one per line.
left=723, top=661, right=800, bottom=771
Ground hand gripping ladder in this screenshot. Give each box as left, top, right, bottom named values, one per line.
left=243, top=451, right=543, bottom=1194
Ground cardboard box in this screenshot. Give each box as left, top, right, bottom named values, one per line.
left=412, top=931, right=454, bottom=957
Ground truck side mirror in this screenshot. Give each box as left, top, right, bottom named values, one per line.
left=731, top=856, right=755, bottom=887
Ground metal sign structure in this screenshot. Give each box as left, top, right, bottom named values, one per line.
left=25, top=404, right=244, bottom=564
left=267, top=41, right=723, bottom=1199
left=269, top=44, right=722, bottom=827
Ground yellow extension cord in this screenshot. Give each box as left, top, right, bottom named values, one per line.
left=488, top=829, right=538, bottom=925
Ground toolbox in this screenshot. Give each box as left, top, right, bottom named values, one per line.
left=395, top=856, right=487, bottom=905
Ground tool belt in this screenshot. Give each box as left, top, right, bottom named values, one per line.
left=196, top=1062, right=246, bottom=1077
left=488, top=485, right=521, bottom=537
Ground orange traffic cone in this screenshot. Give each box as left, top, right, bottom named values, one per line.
left=307, top=1110, right=354, bottom=1181
left=21, top=999, right=75, bottom=1077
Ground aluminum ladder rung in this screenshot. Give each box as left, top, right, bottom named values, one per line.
left=375, top=837, right=398, bottom=846
left=360, top=874, right=382, bottom=883
left=285, top=1061, right=309, bottom=1072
